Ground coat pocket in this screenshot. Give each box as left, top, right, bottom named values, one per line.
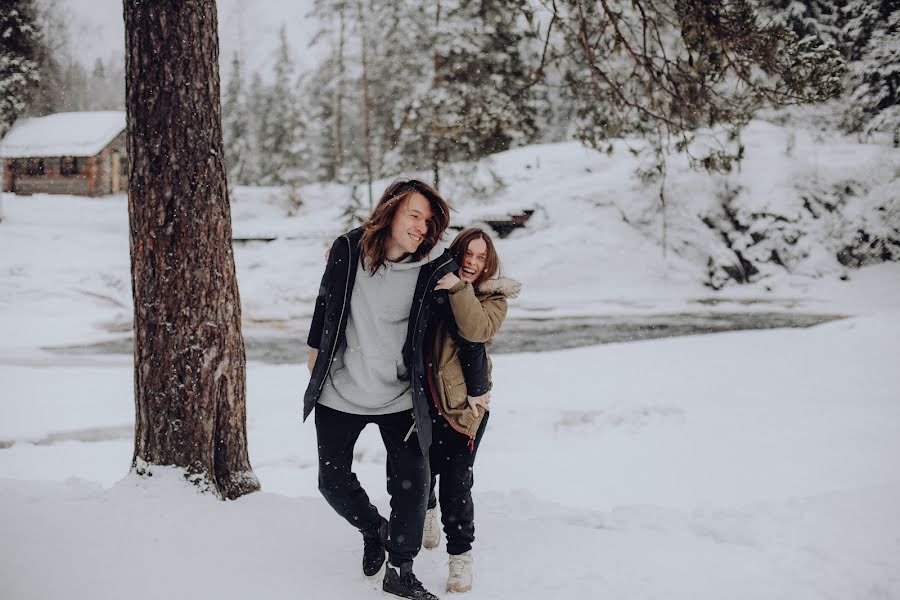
left=438, top=365, right=468, bottom=410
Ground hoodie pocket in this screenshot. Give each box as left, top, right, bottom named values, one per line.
left=396, top=360, right=409, bottom=381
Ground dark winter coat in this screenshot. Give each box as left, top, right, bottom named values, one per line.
left=303, top=227, right=460, bottom=455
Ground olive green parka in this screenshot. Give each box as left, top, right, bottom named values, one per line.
left=428, top=276, right=521, bottom=438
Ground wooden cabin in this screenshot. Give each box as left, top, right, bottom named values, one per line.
left=1, top=111, right=127, bottom=196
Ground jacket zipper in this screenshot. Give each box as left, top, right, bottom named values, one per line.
left=317, top=235, right=352, bottom=392
left=401, top=257, right=453, bottom=443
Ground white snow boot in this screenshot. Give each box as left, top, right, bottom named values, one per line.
left=446, top=551, right=473, bottom=593
left=422, top=507, right=440, bottom=549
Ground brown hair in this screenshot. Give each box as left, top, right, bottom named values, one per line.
left=449, top=227, right=499, bottom=289
left=360, top=179, right=451, bottom=275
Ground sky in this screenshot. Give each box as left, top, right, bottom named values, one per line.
left=56, top=0, right=323, bottom=78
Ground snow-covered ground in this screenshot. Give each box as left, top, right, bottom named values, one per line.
left=2, top=313, right=899, bottom=599
left=1, top=124, right=899, bottom=598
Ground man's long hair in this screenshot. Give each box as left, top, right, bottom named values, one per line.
left=448, top=228, right=500, bottom=289
left=360, top=179, right=451, bottom=275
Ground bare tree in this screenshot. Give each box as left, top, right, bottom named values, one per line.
left=543, top=0, right=845, bottom=170
left=333, top=8, right=347, bottom=177
left=357, top=0, right=375, bottom=207
left=525, top=0, right=846, bottom=256
left=124, top=0, right=260, bottom=500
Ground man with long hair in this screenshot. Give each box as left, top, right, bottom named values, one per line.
left=304, top=179, right=454, bottom=600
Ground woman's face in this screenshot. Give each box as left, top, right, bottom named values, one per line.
left=459, top=237, right=488, bottom=284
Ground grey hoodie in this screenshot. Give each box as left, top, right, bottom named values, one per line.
left=317, top=252, right=433, bottom=415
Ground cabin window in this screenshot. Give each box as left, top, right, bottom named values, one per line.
left=60, top=156, right=80, bottom=176
left=25, top=158, right=45, bottom=176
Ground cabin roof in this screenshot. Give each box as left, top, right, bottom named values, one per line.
left=0, top=111, right=126, bottom=159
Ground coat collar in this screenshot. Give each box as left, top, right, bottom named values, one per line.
left=476, top=276, right=521, bottom=299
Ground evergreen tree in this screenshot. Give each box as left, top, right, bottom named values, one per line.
left=764, top=0, right=844, bottom=47
left=437, top=0, right=544, bottom=158
left=307, top=0, right=352, bottom=181
left=763, top=0, right=900, bottom=135
left=306, top=52, right=343, bottom=181
left=550, top=0, right=845, bottom=172
left=389, top=0, right=546, bottom=183
left=840, top=0, right=889, bottom=62
left=0, top=0, right=42, bottom=135
left=307, top=0, right=549, bottom=184
left=222, top=52, right=258, bottom=185
left=25, top=0, right=68, bottom=116
left=88, top=58, right=125, bottom=110
left=246, top=70, right=268, bottom=170
left=257, top=26, right=311, bottom=186
left=14, top=3, right=123, bottom=117
left=307, top=0, right=383, bottom=184
left=58, top=58, right=89, bottom=111
left=844, top=3, right=900, bottom=135
left=355, top=0, right=375, bottom=200
left=366, top=0, right=434, bottom=174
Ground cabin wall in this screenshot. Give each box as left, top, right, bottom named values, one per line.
left=96, top=132, right=127, bottom=195
left=2, top=132, right=127, bottom=196
left=6, top=157, right=91, bottom=195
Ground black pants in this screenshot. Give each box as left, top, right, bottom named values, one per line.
left=315, top=404, right=429, bottom=566
left=427, top=410, right=490, bottom=555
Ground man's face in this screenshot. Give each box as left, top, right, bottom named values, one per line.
left=387, top=192, right=433, bottom=258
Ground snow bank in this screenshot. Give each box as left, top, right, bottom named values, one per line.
left=1, top=310, right=899, bottom=598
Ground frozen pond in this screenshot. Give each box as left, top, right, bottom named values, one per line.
left=46, top=312, right=844, bottom=364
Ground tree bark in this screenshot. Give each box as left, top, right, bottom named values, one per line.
left=124, top=0, right=260, bottom=500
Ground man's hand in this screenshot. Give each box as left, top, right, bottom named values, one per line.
left=307, top=348, right=319, bottom=374
left=435, top=272, right=461, bottom=291
left=466, top=392, right=490, bottom=417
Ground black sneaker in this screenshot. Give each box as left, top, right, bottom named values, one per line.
left=362, top=516, right=388, bottom=577
left=383, top=562, right=439, bottom=600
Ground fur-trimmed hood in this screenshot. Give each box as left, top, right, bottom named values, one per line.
left=476, top=276, right=521, bottom=299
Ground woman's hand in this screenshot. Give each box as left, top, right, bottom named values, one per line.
left=435, top=272, right=461, bottom=291
left=466, top=392, right=490, bottom=417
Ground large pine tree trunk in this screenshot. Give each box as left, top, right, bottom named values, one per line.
left=124, top=0, right=259, bottom=500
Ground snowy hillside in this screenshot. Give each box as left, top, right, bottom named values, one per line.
left=1, top=112, right=899, bottom=599
left=2, top=115, right=898, bottom=356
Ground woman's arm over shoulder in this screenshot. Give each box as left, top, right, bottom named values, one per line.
left=448, top=283, right=508, bottom=343
left=455, top=336, right=491, bottom=397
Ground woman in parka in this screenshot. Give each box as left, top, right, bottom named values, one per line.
left=425, top=227, right=520, bottom=593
